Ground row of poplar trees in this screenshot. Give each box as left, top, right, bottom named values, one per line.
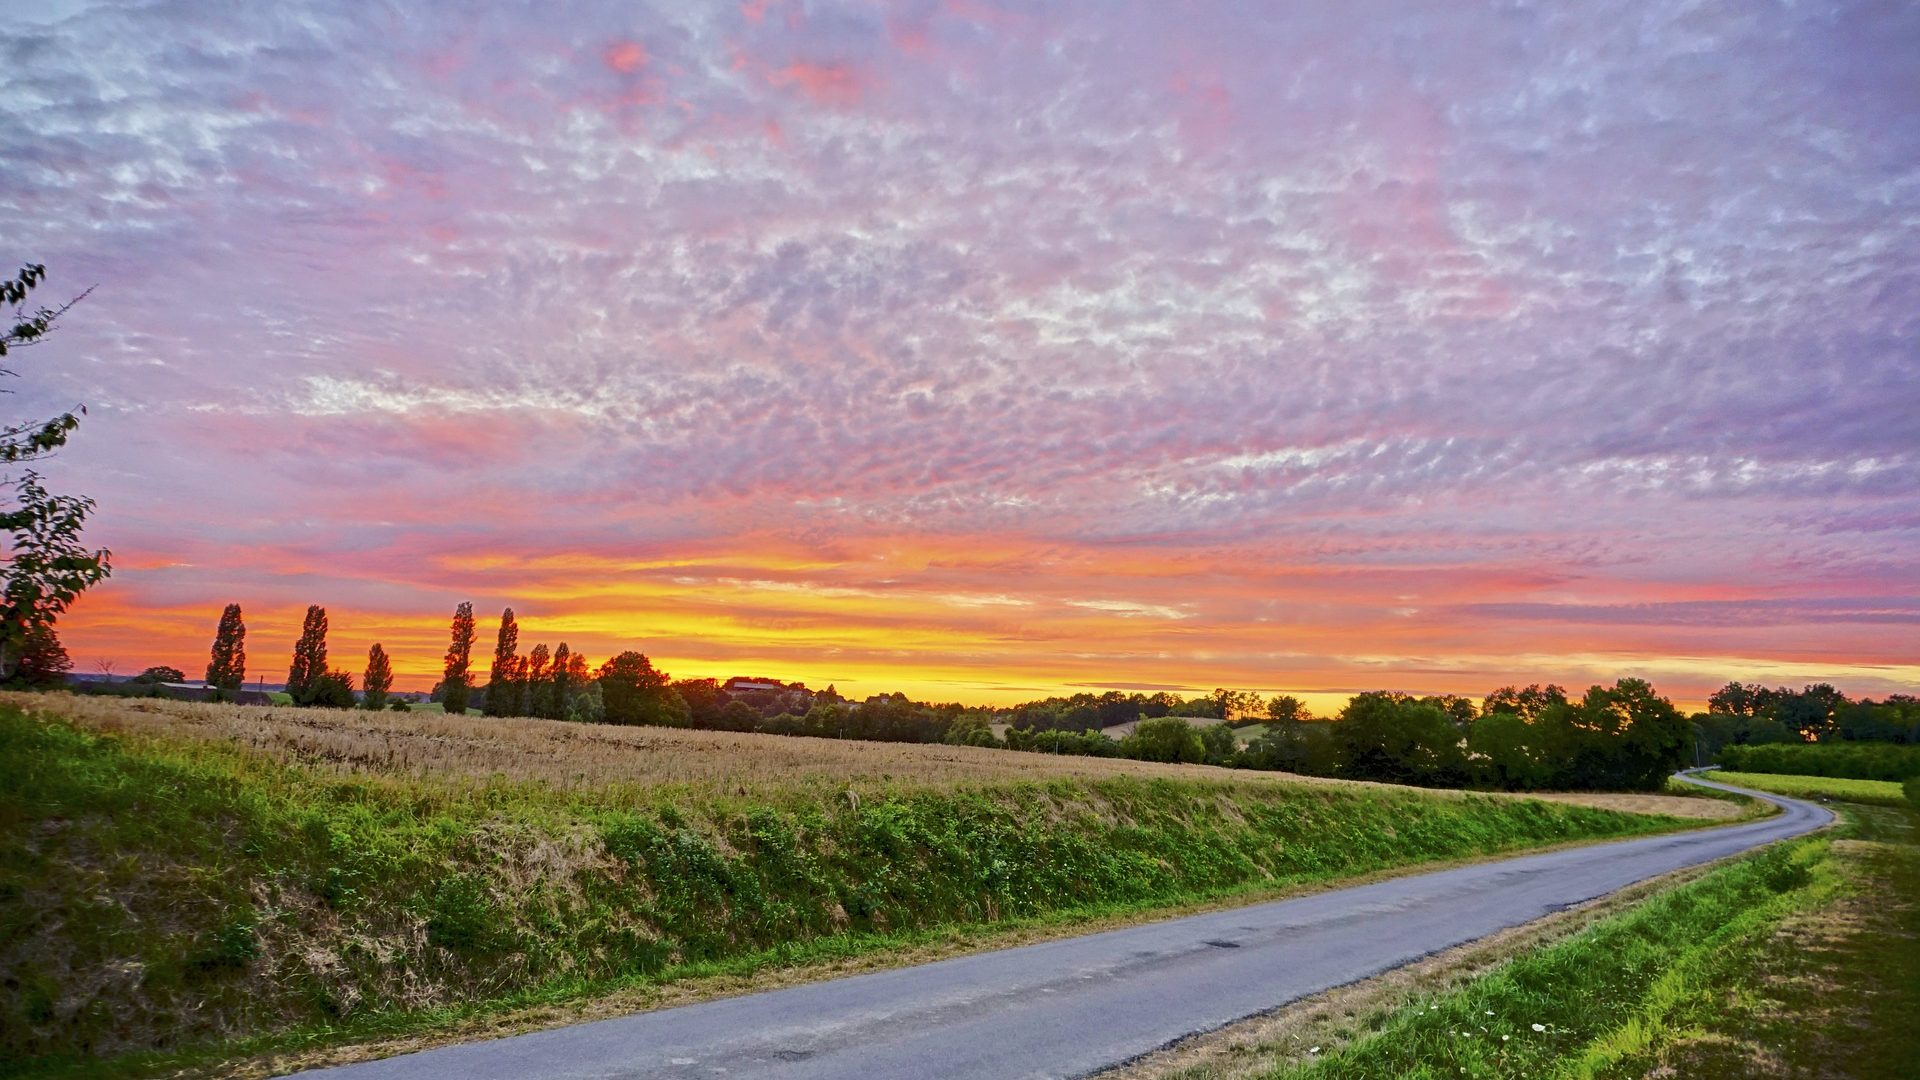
left=199, top=601, right=617, bottom=717
left=439, top=601, right=595, bottom=719
left=201, top=602, right=396, bottom=709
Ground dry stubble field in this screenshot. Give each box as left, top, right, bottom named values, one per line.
left=7, top=691, right=1737, bottom=817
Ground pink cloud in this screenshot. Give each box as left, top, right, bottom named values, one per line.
left=1167, top=73, right=1234, bottom=154
left=770, top=60, right=865, bottom=107
left=889, top=15, right=932, bottom=56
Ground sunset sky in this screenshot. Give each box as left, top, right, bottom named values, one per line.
left=3, top=0, right=1916, bottom=709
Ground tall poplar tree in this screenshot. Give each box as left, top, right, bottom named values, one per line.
left=286, top=604, right=328, bottom=704
left=525, top=643, right=551, bottom=719
left=363, top=643, right=393, bottom=711
left=205, top=603, right=246, bottom=700
left=508, top=653, right=530, bottom=717
left=441, top=601, right=476, bottom=715
left=549, top=643, right=572, bottom=720
left=484, top=607, right=519, bottom=716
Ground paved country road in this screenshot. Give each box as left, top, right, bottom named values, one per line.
left=300, top=774, right=1830, bottom=1080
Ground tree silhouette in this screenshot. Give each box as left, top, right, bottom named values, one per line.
left=6, top=623, right=70, bottom=688
left=549, top=643, right=574, bottom=719
left=441, top=602, right=476, bottom=715
left=363, top=643, right=393, bottom=711
left=597, top=650, right=671, bottom=726
left=484, top=607, right=519, bottom=716
left=525, top=643, right=550, bottom=718
left=205, top=603, right=246, bottom=700
left=286, top=605, right=329, bottom=704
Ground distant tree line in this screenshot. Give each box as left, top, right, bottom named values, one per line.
left=1715, top=742, right=1920, bottom=783
left=1697, top=681, right=1919, bottom=750
left=997, top=687, right=1281, bottom=731
left=1237, top=682, right=1690, bottom=790
left=24, top=591, right=1915, bottom=798
left=940, top=681, right=1686, bottom=792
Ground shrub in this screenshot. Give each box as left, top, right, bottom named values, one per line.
left=293, top=670, right=357, bottom=709
left=421, top=873, right=501, bottom=954
left=1119, top=717, right=1206, bottom=763
left=1717, top=742, right=1920, bottom=782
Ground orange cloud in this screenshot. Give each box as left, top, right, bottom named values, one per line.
left=603, top=40, right=647, bottom=75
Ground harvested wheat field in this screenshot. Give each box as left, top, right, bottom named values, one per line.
left=1529, top=789, right=1743, bottom=821
left=4, top=691, right=1740, bottom=820
left=9, top=691, right=1300, bottom=797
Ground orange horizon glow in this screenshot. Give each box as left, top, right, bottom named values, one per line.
left=56, top=531, right=1920, bottom=715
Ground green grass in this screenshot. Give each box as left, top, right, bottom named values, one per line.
left=1213, top=837, right=1842, bottom=1080
left=1713, top=770, right=1908, bottom=807
left=0, top=706, right=1689, bottom=1078
left=1188, top=799, right=1919, bottom=1080
left=1637, top=801, right=1920, bottom=1079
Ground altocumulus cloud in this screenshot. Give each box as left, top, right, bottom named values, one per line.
left=1, top=0, right=1916, bottom=703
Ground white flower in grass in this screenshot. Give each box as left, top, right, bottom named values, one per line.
left=1531, top=1023, right=1547, bottom=1032
left=1502, top=1035, right=1510, bottom=1042
left=1485, top=1010, right=1494, bottom=1015
left=1308, top=1046, right=1320, bottom=1055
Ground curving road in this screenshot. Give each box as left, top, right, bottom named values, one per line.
left=300, top=774, right=1829, bottom=1080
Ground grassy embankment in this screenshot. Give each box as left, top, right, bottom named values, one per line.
left=1146, top=785, right=1917, bottom=1080
left=0, top=693, right=1703, bottom=1078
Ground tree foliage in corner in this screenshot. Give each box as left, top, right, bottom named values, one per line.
left=1, top=474, right=110, bottom=680
left=6, top=624, right=70, bottom=688
left=0, top=264, right=110, bottom=680
left=205, top=603, right=246, bottom=699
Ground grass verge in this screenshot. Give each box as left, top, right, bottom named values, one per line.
left=1640, top=802, right=1919, bottom=1079
left=1135, top=800, right=1914, bottom=1080
left=0, top=705, right=1688, bottom=1078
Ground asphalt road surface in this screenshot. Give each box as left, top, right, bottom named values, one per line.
left=302, top=773, right=1829, bottom=1080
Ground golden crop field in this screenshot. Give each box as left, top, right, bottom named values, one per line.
left=7, top=691, right=1299, bottom=797
left=4, top=691, right=1740, bottom=818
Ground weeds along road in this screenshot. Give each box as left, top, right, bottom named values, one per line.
left=300, top=775, right=1830, bottom=1080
